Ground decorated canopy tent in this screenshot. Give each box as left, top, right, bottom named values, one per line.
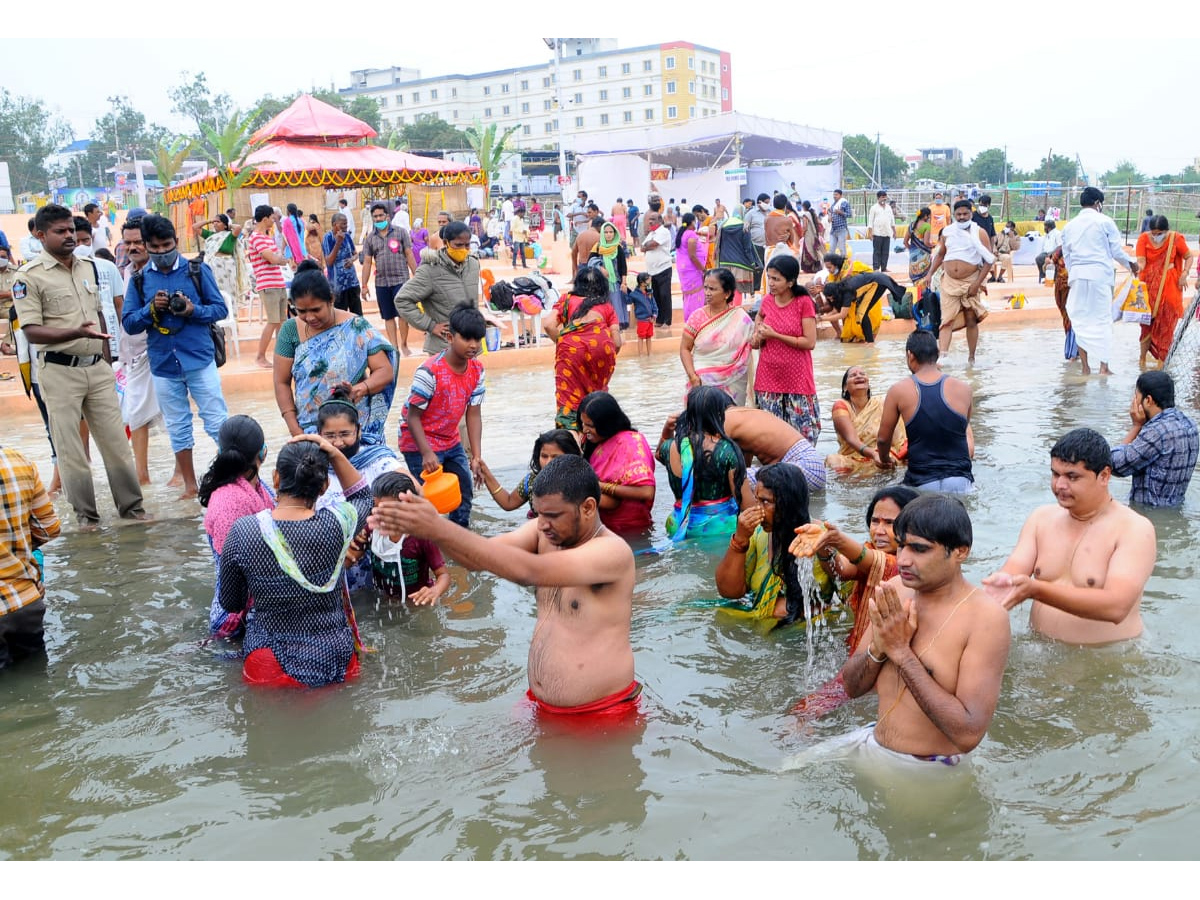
left=165, top=94, right=483, bottom=238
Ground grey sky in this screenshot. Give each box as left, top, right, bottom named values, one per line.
left=4, top=11, right=1196, bottom=179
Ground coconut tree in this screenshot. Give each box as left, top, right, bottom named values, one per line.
left=463, top=120, right=521, bottom=191
left=149, top=136, right=194, bottom=213
left=198, top=107, right=271, bottom=212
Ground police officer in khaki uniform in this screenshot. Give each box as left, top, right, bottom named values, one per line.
left=12, top=204, right=145, bottom=528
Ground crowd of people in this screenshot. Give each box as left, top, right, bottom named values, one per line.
left=2, top=179, right=1199, bottom=774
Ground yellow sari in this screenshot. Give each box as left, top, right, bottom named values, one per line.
left=825, top=396, right=907, bottom=474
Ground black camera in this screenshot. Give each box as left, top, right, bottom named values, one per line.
left=168, top=291, right=189, bottom=315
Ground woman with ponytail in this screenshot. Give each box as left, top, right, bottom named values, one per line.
left=200, top=415, right=274, bottom=639
left=217, top=433, right=372, bottom=687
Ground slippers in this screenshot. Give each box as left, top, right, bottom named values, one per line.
left=0, top=372, right=14, bottom=381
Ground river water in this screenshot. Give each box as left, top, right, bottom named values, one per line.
left=3, top=322, right=1198, bottom=860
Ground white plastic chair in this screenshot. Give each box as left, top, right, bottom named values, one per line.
left=216, top=291, right=242, bottom=359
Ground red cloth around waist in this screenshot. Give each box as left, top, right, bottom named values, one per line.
left=243, top=647, right=361, bottom=688
left=527, top=680, right=642, bottom=716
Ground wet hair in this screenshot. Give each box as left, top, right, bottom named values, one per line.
left=1050, top=428, right=1112, bottom=475
left=823, top=252, right=846, bottom=270
left=765, top=254, right=808, bottom=298
left=578, top=391, right=633, bottom=456
left=274, top=441, right=332, bottom=503
left=675, top=386, right=746, bottom=509
left=34, top=203, right=73, bottom=232
left=73, top=216, right=92, bottom=235
left=1080, top=186, right=1105, bottom=207
left=370, top=201, right=389, bottom=215
left=906, top=330, right=940, bottom=365
left=894, top=494, right=972, bottom=553
left=317, top=383, right=360, bottom=431
left=706, top=267, right=736, bottom=299
left=840, top=366, right=869, bottom=401
left=953, top=199, right=973, bottom=212
left=1136, top=370, right=1176, bottom=409
left=254, top=204, right=273, bottom=222
left=442, top=221, right=471, bottom=244
left=675, top=213, right=696, bottom=249
left=755, top=463, right=812, bottom=626
left=568, top=265, right=612, bottom=322
left=530, top=429, right=582, bottom=474
left=448, top=305, right=487, bottom=340
left=865, top=485, right=919, bottom=531
left=530, top=453, right=600, bottom=507
left=372, top=470, right=417, bottom=500
left=1148, top=215, right=1170, bottom=232
left=291, top=259, right=333, bottom=304
left=198, top=415, right=266, bottom=508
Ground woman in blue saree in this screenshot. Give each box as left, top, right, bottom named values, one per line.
left=273, top=261, right=396, bottom=443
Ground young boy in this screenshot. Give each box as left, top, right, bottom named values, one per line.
left=398, top=305, right=487, bottom=527
left=628, top=271, right=658, bottom=356
left=353, top=472, right=451, bottom=604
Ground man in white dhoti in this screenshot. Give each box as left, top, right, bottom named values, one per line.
left=1062, top=187, right=1138, bottom=376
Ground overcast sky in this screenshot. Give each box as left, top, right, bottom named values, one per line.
left=5, top=6, right=1197, bottom=179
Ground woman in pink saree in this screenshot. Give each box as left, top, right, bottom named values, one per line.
left=680, top=268, right=755, bottom=404
left=578, top=391, right=656, bottom=534
left=676, top=213, right=710, bottom=320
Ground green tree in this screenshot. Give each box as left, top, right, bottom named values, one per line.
left=968, top=148, right=1010, bottom=185
left=401, top=115, right=469, bottom=150
left=1032, top=153, right=1078, bottom=185
left=81, top=96, right=166, bottom=186
left=246, top=93, right=293, bottom=131
left=463, top=120, right=521, bottom=188
left=198, top=108, right=270, bottom=211
left=170, top=72, right=234, bottom=151
left=0, top=89, right=73, bottom=195
left=344, top=96, right=382, bottom=134
left=1102, top=159, right=1147, bottom=186
left=841, top=134, right=906, bottom=188
left=149, top=136, right=195, bottom=213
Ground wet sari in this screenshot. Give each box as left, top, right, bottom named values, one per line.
left=553, top=295, right=619, bottom=429
left=291, top=316, right=397, bottom=442
left=588, top=430, right=656, bottom=533
left=1136, top=231, right=1189, bottom=362
left=662, top=436, right=740, bottom=541
left=683, top=304, right=754, bottom=404
left=825, top=396, right=907, bottom=474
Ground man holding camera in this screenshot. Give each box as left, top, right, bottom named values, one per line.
left=122, top=214, right=228, bottom=500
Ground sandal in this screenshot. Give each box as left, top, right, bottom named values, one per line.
left=0, top=372, right=14, bottom=381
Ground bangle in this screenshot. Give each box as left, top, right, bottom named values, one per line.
left=729, top=536, right=749, bottom=553
left=851, top=545, right=868, bottom=565
left=488, top=484, right=503, bottom=496
left=281, top=408, right=297, bottom=418
left=866, top=644, right=887, bottom=665
left=818, top=548, right=838, bottom=563
left=859, top=444, right=869, bottom=455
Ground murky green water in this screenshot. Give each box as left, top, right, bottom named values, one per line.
left=3, top=323, right=1199, bottom=860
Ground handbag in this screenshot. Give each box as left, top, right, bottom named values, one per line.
left=1064, top=326, right=1078, bottom=360
left=209, top=322, right=227, bottom=368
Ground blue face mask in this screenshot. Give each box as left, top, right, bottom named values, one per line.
left=374, top=220, right=389, bottom=231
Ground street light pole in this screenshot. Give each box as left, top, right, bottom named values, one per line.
left=543, top=38, right=569, bottom=199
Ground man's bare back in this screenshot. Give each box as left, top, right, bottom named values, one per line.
left=724, top=407, right=803, bottom=465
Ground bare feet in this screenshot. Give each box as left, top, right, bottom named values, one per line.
left=179, top=487, right=199, bottom=501
left=255, top=358, right=273, bottom=369
left=138, top=474, right=152, bottom=486
left=122, top=511, right=153, bottom=523
left=166, top=472, right=184, bottom=488
left=400, top=346, right=413, bottom=357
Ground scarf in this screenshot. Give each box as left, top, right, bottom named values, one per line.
left=596, top=227, right=621, bottom=285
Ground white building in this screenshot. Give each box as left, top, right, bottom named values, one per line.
left=339, top=40, right=732, bottom=152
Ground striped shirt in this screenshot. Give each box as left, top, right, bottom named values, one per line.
left=399, top=352, right=485, bottom=452
left=248, top=230, right=286, bottom=290
left=0, top=446, right=61, bottom=614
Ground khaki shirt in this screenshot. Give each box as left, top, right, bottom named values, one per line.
left=0, top=267, right=15, bottom=315
left=12, top=251, right=104, bottom=356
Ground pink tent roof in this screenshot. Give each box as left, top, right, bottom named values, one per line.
left=239, top=142, right=478, bottom=174
left=249, top=94, right=378, bottom=144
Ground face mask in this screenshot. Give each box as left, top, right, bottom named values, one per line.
left=73, top=244, right=94, bottom=258
left=758, top=202, right=769, bottom=211
left=958, top=220, right=972, bottom=230
left=0, top=258, right=9, bottom=269
left=1150, top=234, right=1167, bottom=246
left=446, top=247, right=469, bottom=263
left=374, top=220, right=388, bottom=231
left=149, top=249, right=178, bottom=270
left=977, top=205, right=989, bottom=215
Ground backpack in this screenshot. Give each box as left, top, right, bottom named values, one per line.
left=488, top=279, right=515, bottom=312
left=132, top=257, right=227, bottom=368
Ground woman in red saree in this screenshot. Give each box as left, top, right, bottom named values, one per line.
left=578, top=391, right=656, bottom=534
left=545, top=266, right=622, bottom=429
left=1135, top=216, right=1193, bottom=368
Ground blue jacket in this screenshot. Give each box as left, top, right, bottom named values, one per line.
left=122, top=257, right=227, bottom=378
left=628, top=288, right=658, bottom=322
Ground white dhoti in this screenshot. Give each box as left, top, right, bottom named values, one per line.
left=1065, top=278, right=1114, bottom=365
left=115, top=332, right=162, bottom=431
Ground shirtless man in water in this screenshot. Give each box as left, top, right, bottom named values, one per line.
left=984, top=428, right=1156, bottom=644
left=721, top=406, right=826, bottom=491
left=841, top=495, right=1010, bottom=763
left=369, top=454, right=639, bottom=714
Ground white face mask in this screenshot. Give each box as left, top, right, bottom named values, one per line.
left=758, top=202, right=770, bottom=211
left=957, top=220, right=972, bottom=230
left=977, top=205, right=989, bottom=215
left=73, top=244, right=94, bottom=258
left=0, top=257, right=9, bottom=269
left=1150, top=233, right=1168, bottom=246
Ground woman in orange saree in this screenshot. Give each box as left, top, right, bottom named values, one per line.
left=1135, top=216, right=1193, bottom=368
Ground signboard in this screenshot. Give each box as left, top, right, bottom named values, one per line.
left=650, top=166, right=672, bottom=181
left=556, top=175, right=572, bottom=186
left=724, top=167, right=748, bottom=185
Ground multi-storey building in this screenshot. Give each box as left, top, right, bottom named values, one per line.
left=339, top=40, right=732, bottom=152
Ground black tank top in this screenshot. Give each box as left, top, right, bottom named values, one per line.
left=903, top=375, right=973, bottom=486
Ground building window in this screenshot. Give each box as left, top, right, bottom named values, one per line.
left=412, top=92, right=420, bottom=102
left=542, top=76, right=551, bottom=88
left=523, top=125, right=531, bottom=135
left=451, top=87, right=457, bottom=98
left=645, top=109, right=654, bottom=121
left=543, top=99, right=553, bottom=111
left=599, top=89, right=608, bottom=101
left=643, top=85, right=653, bottom=96
left=688, top=81, right=695, bottom=93
left=575, top=116, right=584, bottom=128
left=688, top=56, right=695, bottom=69
left=572, top=68, right=582, bottom=81
left=484, top=108, right=492, bottom=117
left=573, top=92, right=583, bottom=105
left=398, top=115, right=405, bottom=125
left=553, top=118, right=559, bottom=130
left=502, top=84, right=510, bottom=93
left=483, top=85, right=491, bottom=95
left=520, top=79, right=529, bottom=91
left=666, top=57, right=676, bottom=70
left=666, top=81, right=676, bottom=95
left=452, top=111, right=458, bottom=119
left=598, top=66, right=607, bottom=77
left=545, top=122, right=553, bottom=134
left=621, top=62, right=631, bottom=75
left=643, top=59, right=652, bottom=72
left=689, top=106, right=696, bottom=117
left=379, top=97, right=388, bottom=108
left=521, top=102, right=530, bottom=113
left=722, top=88, right=729, bottom=100
left=395, top=94, right=403, bottom=105
left=502, top=105, right=510, bottom=115
left=667, top=105, right=677, bottom=119
left=622, top=87, right=632, bottom=99
left=623, top=110, right=633, bottom=123
left=430, top=89, right=438, bottom=100
left=600, top=113, right=609, bottom=125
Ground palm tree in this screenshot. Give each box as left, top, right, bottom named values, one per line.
left=463, top=120, right=521, bottom=191
left=198, top=107, right=271, bottom=212
left=149, top=136, right=195, bottom=213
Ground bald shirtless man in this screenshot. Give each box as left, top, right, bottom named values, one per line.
left=983, top=428, right=1156, bottom=644
left=369, top=454, right=640, bottom=716
left=841, top=495, right=1010, bottom=764
left=720, top=405, right=826, bottom=491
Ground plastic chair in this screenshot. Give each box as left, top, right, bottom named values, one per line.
left=215, top=291, right=242, bottom=359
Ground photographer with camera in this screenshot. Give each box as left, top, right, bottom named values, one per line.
left=122, top=214, right=229, bottom=500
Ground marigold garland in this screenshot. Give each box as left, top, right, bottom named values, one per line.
left=165, top=166, right=484, bottom=204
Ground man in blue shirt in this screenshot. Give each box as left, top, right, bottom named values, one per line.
left=322, top=212, right=360, bottom=315
left=829, top=189, right=852, bottom=256
left=122, top=214, right=228, bottom=500
left=1111, top=371, right=1198, bottom=508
